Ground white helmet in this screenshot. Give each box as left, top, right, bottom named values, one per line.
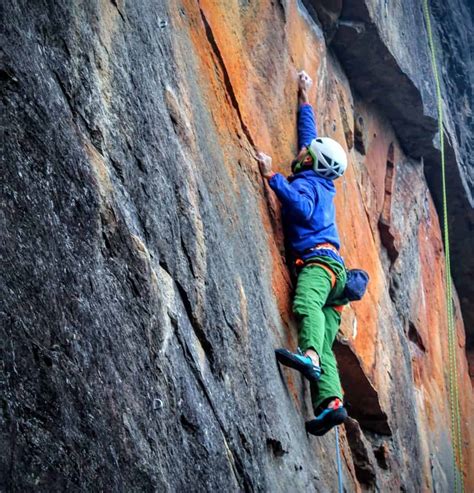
left=307, top=137, right=347, bottom=180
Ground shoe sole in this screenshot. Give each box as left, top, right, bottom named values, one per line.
left=275, top=348, right=321, bottom=382
left=306, top=408, right=348, bottom=436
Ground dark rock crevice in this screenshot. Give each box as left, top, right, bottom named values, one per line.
left=174, top=279, right=215, bottom=367
left=334, top=339, right=391, bottom=435
left=354, top=114, right=366, bottom=155
left=378, top=143, right=400, bottom=266
left=344, top=418, right=377, bottom=489
left=266, top=437, right=288, bottom=458
left=408, top=321, right=427, bottom=354
left=172, top=322, right=252, bottom=492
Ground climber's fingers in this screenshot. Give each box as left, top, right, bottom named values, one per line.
left=256, top=151, right=273, bottom=177
left=256, top=151, right=271, bottom=165
left=298, top=70, right=313, bottom=91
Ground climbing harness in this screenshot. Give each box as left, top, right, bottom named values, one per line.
left=301, top=242, right=340, bottom=256
left=335, top=426, right=343, bottom=493
left=422, top=1, right=464, bottom=491
left=295, top=259, right=337, bottom=287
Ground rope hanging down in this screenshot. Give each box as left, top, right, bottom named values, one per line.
left=422, top=1, right=464, bottom=491
left=335, top=426, right=343, bottom=493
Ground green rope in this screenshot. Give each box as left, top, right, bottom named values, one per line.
left=422, top=1, right=464, bottom=491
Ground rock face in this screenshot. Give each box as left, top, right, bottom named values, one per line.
left=2, top=1, right=473, bottom=491
left=430, top=0, right=474, bottom=361
left=305, top=0, right=474, bottom=358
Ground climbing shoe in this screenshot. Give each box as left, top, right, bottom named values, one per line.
left=305, top=399, right=347, bottom=436
left=275, top=347, right=322, bottom=382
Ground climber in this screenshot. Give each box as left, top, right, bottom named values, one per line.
left=257, top=71, right=349, bottom=436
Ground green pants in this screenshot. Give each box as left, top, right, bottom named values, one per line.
left=293, top=256, right=347, bottom=410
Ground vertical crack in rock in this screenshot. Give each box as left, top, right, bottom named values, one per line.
left=172, top=316, right=253, bottom=492
left=378, top=143, right=399, bottom=265
left=53, top=70, right=106, bottom=158
left=337, top=88, right=354, bottom=150
left=52, top=70, right=75, bottom=118
left=157, top=258, right=214, bottom=368
left=354, top=114, right=366, bottom=155
left=199, top=8, right=256, bottom=149
left=164, top=86, right=195, bottom=150
left=109, top=0, right=126, bottom=23
left=373, top=442, right=390, bottom=470
left=407, top=321, right=426, bottom=353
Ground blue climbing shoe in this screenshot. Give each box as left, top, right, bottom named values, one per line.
left=305, top=399, right=348, bottom=436
left=275, top=348, right=322, bottom=382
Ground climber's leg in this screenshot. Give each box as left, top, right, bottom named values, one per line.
left=305, top=397, right=347, bottom=436
left=310, top=306, right=344, bottom=410
left=293, top=264, right=333, bottom=359
left=306, top=306, right=348, bottom=436
left=275, top=264, right=333, bottom=382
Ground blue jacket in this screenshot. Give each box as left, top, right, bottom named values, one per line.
left=268, top=104, right=344, bottom=265
left=269, top=171, right=343, bottom=264
left=298, top=103, right=317, bottom=150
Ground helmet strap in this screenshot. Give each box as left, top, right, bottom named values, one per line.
left=292, top=150, right=315, bottom=174
left=307, top=147, right=319, bottom=172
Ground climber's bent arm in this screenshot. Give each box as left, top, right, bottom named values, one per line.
left=268, top=173, right=316, bottom=221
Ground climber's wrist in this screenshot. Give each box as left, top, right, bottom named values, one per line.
left=298, top=90, right=309, bottom=105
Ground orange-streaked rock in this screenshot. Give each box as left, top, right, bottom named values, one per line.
left=173, top=1, right=473, bottom=488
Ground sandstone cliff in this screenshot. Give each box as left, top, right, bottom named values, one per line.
left=2, top=1, right=473, bottom=491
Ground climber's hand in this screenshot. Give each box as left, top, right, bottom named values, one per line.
left=298, top=70, right=313, bottom=91
left=257, top=152, right=274, bottom=178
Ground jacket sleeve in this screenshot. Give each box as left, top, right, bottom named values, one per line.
left=298, top=103, right=318, bottom=149
left=268, top=173, right=317, bottom=221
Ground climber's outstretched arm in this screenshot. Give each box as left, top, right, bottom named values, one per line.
left=297, top=71, right=318, bottom=151
left=298, top=105, right=317, bottom=151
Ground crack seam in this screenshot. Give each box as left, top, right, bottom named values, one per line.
left=171, top=316, right=252, bottom=491
left=198, top=7, right=256, bottom=150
